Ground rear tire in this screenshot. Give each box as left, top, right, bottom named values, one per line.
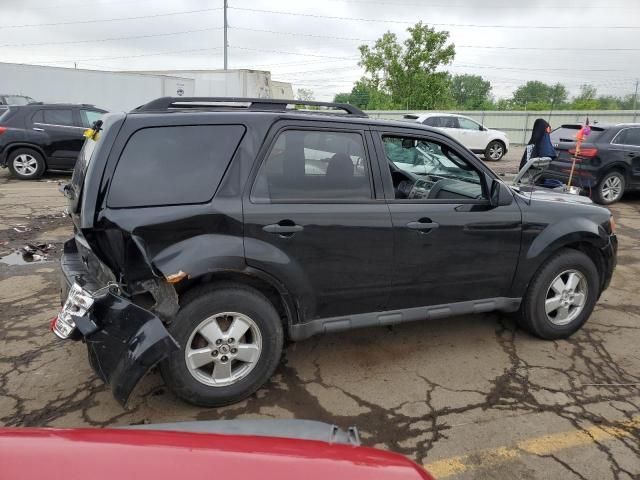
left=160, top=283, right=284, bottom=407
left=593, top=170, right=625, bottom=205
left=485, top=140, right=505, bottom=161
left=7, top=148, right=46, bottom=180
left=518, top=249, right=599, bottom=340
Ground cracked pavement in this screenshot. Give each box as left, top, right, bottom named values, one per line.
left=0, top=163, right=638, bottom=479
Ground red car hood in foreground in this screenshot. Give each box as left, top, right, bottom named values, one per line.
left=0, top=427, right=434, bottom=480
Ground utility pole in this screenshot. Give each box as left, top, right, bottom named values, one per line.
left=223, top=0, right=228, bottom=70
left=633, top=79, right=639, bottom=123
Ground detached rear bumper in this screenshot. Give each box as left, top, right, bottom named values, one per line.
left=58, top=238, right=178, bottom=406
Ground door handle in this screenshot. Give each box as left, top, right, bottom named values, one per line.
left=263, top=222, right=304, bottom=235
left=32, top=127, right=44, bottom=132
left=406, top=219, right=440, bottom=231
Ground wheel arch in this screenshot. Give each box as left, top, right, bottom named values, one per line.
left=5, top=143, right=48, bottom=167
left=600, top=163, right=630, bottom=181
left=511, top=220, right=608, bottom=297
left=175, top=268, right=299, bottom=338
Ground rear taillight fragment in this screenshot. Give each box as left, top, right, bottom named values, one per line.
left=568, top=147, right=598, bottom=158
left=0, top=126, right=7, bottom=135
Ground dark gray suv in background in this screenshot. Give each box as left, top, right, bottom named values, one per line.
left=547, top=123, right=640, bottom=204
left=52, top=98, right=617, bottom=408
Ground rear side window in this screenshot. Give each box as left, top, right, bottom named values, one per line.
left=42, top=109, right=75, bottom=126
left=423, top=117, right=439, bottom=127
left=108, top=125, right=245, bottom=208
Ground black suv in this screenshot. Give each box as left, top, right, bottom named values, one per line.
left=0, top=103, right=107, bottom=179
left=547, top=123, right=640, bottom=205
left=53, top=98, right=617, bottom=407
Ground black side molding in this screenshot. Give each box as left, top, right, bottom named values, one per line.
left=289, top=297, right=522, bottom=341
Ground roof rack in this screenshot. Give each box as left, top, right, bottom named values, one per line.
left=135, top=97, right=367, bottom=117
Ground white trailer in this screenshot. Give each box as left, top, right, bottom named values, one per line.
left=0, top=62, right=194, bottom=112
left=132, top=69, right=293, bottom=99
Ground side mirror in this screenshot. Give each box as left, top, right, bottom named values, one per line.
left=490, top=179, right=513, bottom=207
left=480, top=125, right=487, bottom=131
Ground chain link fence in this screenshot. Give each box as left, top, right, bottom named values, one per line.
left=365, top=110, right=639, bottom=145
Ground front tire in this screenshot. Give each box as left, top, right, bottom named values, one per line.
left=160, top=284, right=284, bottom=407
left=7, top=148, right=46, bottom=180
left=485, top=140, right=505, bottom=161
left=518, top=249, right=599, bottom=340
left=593, top=171, right=625, bottom=205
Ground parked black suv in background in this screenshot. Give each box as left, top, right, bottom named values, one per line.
left=53, top=98, right=617, bottom=408
left=0, top=103, right=107, bottom=179
left=547, top=123, right=640, bottom=204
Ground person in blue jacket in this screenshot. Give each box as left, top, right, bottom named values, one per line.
left=519, top=118, right=557, bottom=171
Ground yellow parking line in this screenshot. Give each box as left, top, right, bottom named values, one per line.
left=424, top=416, right=640, bottom=478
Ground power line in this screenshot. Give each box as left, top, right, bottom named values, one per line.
left=228, top=6, right=640, bottom=29
left=0, top=26, right=223, bottom=48
left=330, top=0, right=636, bottom=9
left=230, top=46, right=359, bottom=61
left=0, top=7, right=222, bottom=29
left=230, top=26, right=640, bottom=52
left=27, top=46, right=224, bottom=65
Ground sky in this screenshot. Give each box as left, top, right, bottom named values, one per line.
left=0, top=0, right=639, bottom=101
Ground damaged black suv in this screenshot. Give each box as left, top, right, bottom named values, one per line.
left=54, top=97, right=617, bottom=407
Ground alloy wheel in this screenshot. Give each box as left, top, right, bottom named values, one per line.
left=185, top=312, right=262, bottom=387
left=601, top=175, right=623, bottom=202
left=489, top=143, right=504, bottom=160
left=544, top=269, right=588, bottom=326
left=13, top=154, right=38, bottom=176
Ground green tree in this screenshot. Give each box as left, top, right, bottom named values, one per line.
left=358, top=22, right=455, bottom=110
left=512, top=81, right=568, bottom=109
left=333, top=92, right=351, bottom=104
left=451, top=74, right=492, bottom=109
left=572, top=84, right=599, bottom=110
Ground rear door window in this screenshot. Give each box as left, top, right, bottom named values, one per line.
left=108, top=125, right=245, bottom=208
left=251, top=129, right=372, bottom=202
left=613, top=128, right=640, bottom=147
left=42, top=109, right=74, bottom=126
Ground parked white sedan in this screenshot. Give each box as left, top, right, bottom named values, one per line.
left=405, top=113, right=509, bottom=161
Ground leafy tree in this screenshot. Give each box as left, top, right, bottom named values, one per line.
left=296, top=88, right=315, bottom=101
left=451, top=74, right=492, bottom=109
left=358, top=22, right=455, bottom=109
left=572, top=84, right=598, bottom=110
left=333, top=92, right=351, bottom=104
left=512, top=81, right=568, bottom=109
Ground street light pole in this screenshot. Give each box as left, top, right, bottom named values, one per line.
left=223, top=0, right=228, bottom=70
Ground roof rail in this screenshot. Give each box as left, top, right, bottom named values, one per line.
left=135, top=97, right=367, bottom=117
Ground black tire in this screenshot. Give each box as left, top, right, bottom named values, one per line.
left=7, top=148, right=46, bottom=180
left=484, top=140, right=506, bottom=161
left=160, top=283, right=284, bottom=407
left=518, top=249, right=599, bottom=340
left=593, top=170, right=625, bottom=205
